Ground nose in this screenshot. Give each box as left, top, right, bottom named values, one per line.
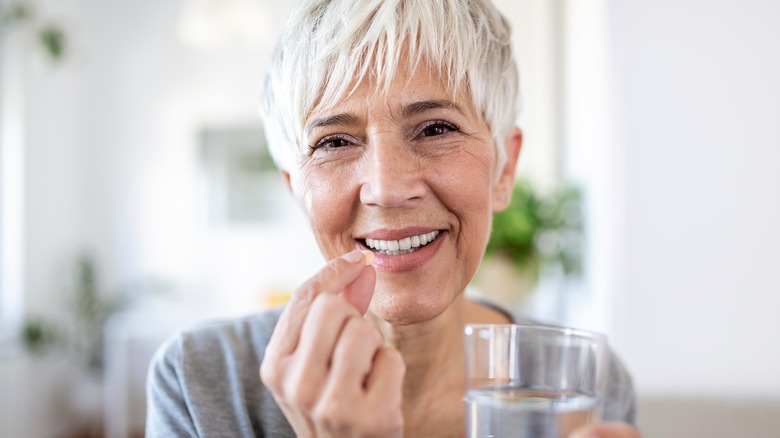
left=359, top=137, right=426, bottom=208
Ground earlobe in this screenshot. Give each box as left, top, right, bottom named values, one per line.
left=281, top=170, right=293, bottom=193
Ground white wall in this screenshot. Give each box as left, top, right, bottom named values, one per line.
left=602, top=0, right=780, bottom=398
left=496, top=0, right=563, bottom=192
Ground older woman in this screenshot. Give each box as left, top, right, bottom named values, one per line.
left=146, top=0, right=640, bottom=437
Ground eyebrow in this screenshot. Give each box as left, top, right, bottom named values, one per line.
left=304, top=99, right=464, bottom=134
left=305, top=113, right=361, bottom=135
left=402, top=99, right=463, bottom=118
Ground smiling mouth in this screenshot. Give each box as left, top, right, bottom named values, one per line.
left=361, top=230, right=441, bottom=256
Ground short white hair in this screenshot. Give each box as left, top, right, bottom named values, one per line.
left=259, top=0, right=521, bottom=176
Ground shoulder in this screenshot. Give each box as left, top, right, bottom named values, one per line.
left=146, top=306, right=293, bottom=437
left=150, top=306, right=285, bottom=378
left=494, top=305, right=638, bottom=425
left=176, top=307, right=283, bottom=354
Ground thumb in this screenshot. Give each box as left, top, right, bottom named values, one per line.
left=339, top=251, right=376, bottom=315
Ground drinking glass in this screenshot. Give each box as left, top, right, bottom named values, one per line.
left=464, top=324, right=609, bottom=438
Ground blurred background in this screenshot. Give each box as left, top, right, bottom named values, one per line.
left=1, top=0, right=779, bottom=437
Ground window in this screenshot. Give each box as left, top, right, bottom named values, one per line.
left=0, top=32, right=25, bottom=341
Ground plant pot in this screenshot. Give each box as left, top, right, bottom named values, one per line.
left=471, top=255, right=540, bottom=310
left=67, top=369, right=104, bottom=437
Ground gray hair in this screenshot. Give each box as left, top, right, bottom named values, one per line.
left=259, top=0, right=521, bottom=177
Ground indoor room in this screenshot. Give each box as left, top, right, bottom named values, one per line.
left=1, top=0, right=779, bottom=437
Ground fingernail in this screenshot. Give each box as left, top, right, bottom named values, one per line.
left=342, top=250, right=364, bottom=264
left=361, top=250, right=375, bottom=266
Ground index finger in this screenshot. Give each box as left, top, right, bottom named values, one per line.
left=266, top=249, right=376, bottom=357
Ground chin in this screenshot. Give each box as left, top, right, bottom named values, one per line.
left=368, top=281, right=458, bottom=326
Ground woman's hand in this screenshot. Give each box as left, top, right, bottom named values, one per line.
left=570, top=422, right=642, bottom=438
left=260, top=249, right=405, bottom=438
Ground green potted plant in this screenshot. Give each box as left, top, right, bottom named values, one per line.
left=472, top=180, right=584, bottom=308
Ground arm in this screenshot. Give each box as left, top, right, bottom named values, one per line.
left=145, top=337, right=198, bottom=438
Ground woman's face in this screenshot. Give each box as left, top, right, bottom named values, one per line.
left=287, top=65, right=519, bottom=325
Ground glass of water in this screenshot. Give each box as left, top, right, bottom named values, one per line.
left=464, top=324, right=609, bottom=438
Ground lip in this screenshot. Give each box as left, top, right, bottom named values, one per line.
left=357, top=228, right=446, bottom=273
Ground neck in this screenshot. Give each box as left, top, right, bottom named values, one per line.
left=368, top=296, right=465, bottom=381
left=366, top=295, right=511, bottom=436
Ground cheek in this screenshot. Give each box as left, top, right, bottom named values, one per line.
left=432, top=149, right=495, bottom=260
left=296, top=170, right=328, bottom=219
left=294, top=167, right=356, bottom=257
left=435, top=149, right=495, bottom=222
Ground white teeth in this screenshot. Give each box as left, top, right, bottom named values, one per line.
left=364, top=230, right=441, bottom=255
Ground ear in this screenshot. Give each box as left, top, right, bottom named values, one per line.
left=491, top=127, right=523, bottom=212
left=281, top=170, right=293, bottom=193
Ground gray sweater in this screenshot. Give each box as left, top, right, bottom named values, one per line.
left=146, top=307, right=636, bottom=437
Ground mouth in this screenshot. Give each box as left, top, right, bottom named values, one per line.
left=360, top=230, right=442, bottom=256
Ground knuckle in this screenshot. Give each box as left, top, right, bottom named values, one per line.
left=312, top=399, right=353, bottom=432
left=311, top=294, right=360, bottom=323
left=259, top=358, right=283, bottom=392
left=310, top=292, right=339, bottom=314
left=322, top=260, right=343, bottom=277
left=291, top=281, right=317, bottom=306
left=286, top=380, right=318, bottom=412
left=384, top=347, right=406, bottom=370
left=288, top=257, right=357, bottom=308
left=374, top=348, right=406, bottom=386
left=349, top=317, right=380, bottom=340
left=296, top=261, right=344, bottom=302
left=312, top=401, right=342, bottom=424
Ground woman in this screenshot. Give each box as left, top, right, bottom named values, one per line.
left=146, top=0, right=640, bottom=436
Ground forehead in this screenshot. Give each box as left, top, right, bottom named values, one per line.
left=306, top=63, right=475, bottom=123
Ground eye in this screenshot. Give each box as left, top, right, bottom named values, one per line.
left=309, top=134, right=355, bottom=151
left=416, top=121, right=459, bottom=139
